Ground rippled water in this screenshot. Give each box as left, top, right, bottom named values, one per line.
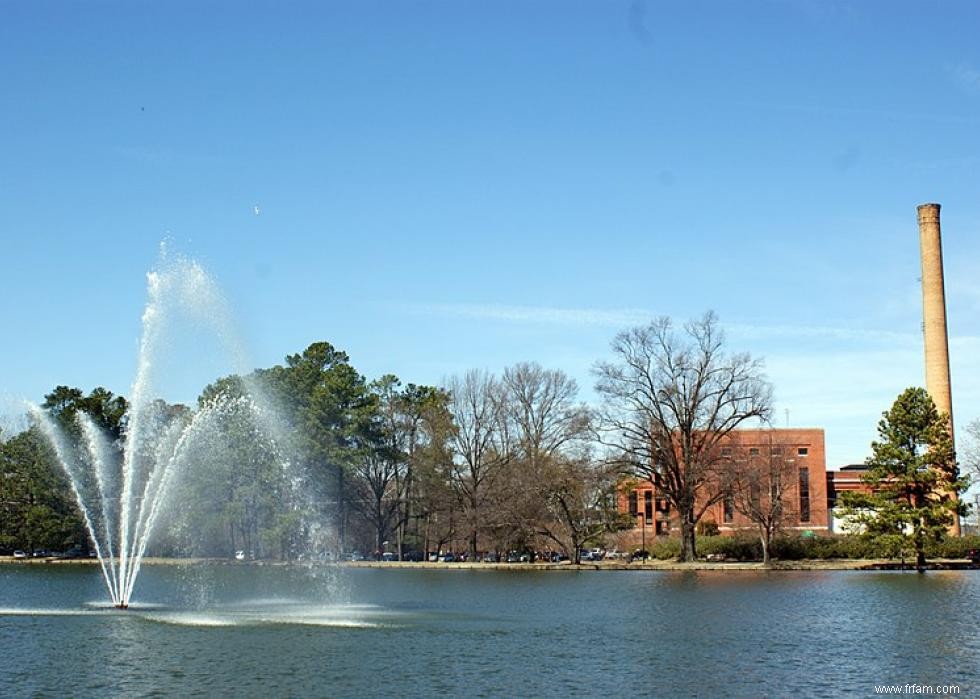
left=1, top=564, right=978, bottom=697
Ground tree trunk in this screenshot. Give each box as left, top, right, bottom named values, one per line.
left=336, top=466, right=346, bottom=554
left=679, top=519, right=697, bottom=562
left=916, top=548, right=926, bottom=573
left=761, top=531, right=771, bottom=567
left=915, top=522, right=926, bottom=573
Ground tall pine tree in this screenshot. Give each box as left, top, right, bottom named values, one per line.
left=841, top=387, right=967, bottom=570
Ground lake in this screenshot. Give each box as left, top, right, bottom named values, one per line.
left=1, top=564, right=977, bottom=697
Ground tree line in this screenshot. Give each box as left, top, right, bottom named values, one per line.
left=1, top=312, right=971, bottom=565
left=1, top=342, right=628, bottom=562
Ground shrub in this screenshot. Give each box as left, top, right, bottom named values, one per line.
left=649, top=538, right=680, bottom=559
left=698, top=535, right=761, bottom=561
left=924, top=534, right=980, bottom=559
left=696, top=519, right=720, bottom=537
left=640, top=532, right=977, bottom=562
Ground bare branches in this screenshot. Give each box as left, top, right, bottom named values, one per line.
left=593, top=311, right=772, bottom=561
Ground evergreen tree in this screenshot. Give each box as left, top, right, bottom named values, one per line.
left=840, top=387, right=967, bottom=571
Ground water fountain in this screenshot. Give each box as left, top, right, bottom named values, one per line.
left=29, top=251, right=302, bottom=609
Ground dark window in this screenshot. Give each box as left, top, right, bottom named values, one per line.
left=656, top=497, right=668, bottom=512
left=797, top=447, right=809, bottom=457
left=724, top=493, right=734, bottom=523
left=799, top=467, right=810, bottom=522
left=721, top=446, right=733, bottom=457
left=771, top=447, right=782, bottom=456
left=749, top=447, right=760, bottom=456
left=655, top=520, right=669, bottom=535
left=644, top=491, right=653, bottom=525
left=628, top=491, right=638, bottom=517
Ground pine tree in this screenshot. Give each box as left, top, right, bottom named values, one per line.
left=840, top=387, right=967, bottom=571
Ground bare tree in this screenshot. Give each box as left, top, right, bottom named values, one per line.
left=502, top=362, right=590, bottom=466
left=497, top=362, right=613, bottom=562
left=445, top=370, right=510, bottom=559
left=960, top=419, right=980, bottom=481
left=539, top=455, right=626, bottom=563
left=961, top=419, right=980, bottom=531
left=727, top=432, right=800, bottom=566
left=593, top=312, right=772, bottom=562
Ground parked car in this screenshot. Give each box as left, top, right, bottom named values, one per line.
left=381, top=552, right=397, bottom=562
left=439, top=553, right=457, bottom=562
left=967, top=548, right=980, bottom=563
left=12, top=550, right=27, bottom=559
left=64, top=546, right=86, bottom=559
left=402, top=550, right=425, bottom=562
left=630, top=549, right=650, bottom=562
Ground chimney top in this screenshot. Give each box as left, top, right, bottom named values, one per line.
left=917, top=203, right=941, bottom=223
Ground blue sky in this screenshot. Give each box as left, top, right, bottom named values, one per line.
left=2, top=1, right=979, bottom=469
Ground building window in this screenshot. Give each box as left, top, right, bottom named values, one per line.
left=724, top=493, right=734, bottom=523
left=628, top=491, right=638, bottom=517
left=749, top=447, right=760, bottom=456
left=799, top=467, right=810, bottom=522
left=721, top=446, right=732, bottom=457
left=644, top=490, right=653, bottom=525
left=797, top=447, right=809, bottom=457
left=655, top=520, right=669, bottom=536
left=771, top=447, right=782, bottom=456
left=656, top=497, right=668, bottom=513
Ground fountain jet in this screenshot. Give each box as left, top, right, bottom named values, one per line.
left=31, top=252, right=298, bottom=608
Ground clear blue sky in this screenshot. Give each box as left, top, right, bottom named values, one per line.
left=2, top=1, right=979, bottom=469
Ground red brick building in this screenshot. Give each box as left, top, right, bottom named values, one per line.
left=619, top=428, right=831, bottom=538
left=825, top=464, right=873, bottom=533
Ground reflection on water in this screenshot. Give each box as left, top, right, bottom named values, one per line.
left=1, top=565, right=978, bottom=697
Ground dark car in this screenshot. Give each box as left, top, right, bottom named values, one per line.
left=402, top=550, right=425, bottom=562
left=630, top=549, right=650, bottom=562
left=967, top=548, right=980, bottom=563
left=64, top=546, right=86, bottom=559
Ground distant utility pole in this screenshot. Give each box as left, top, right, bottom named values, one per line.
left=785, top=409, right=789, bottom=428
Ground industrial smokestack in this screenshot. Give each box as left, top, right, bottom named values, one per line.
left=917, top=202, right=959, bottom=535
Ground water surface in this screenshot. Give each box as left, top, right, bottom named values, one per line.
left=1, top=564, right=977, bottom=697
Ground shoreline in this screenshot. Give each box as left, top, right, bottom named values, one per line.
left=2, top=556, right=977, bottom=571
